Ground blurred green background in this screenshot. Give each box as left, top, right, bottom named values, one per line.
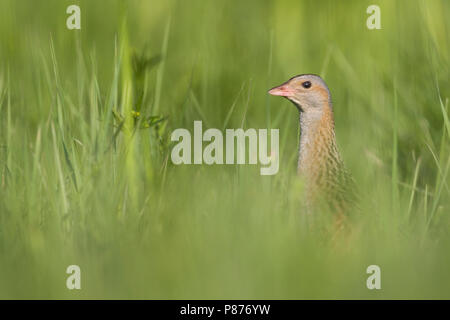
left=0, top=0, right=449, bottom=299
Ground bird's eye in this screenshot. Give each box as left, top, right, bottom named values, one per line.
left=302, top=81, right=312, bottom=89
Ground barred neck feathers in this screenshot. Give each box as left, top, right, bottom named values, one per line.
left=298, top=102, right=342, bottom=180
left=268, top=74, right=354, bottom=211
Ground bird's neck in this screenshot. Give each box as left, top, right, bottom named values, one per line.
left=297, top=104, right=341, bottom=175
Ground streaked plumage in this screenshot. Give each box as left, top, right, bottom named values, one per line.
left=269, top=74, right=356, bottom=215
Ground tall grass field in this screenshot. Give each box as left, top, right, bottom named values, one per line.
left=0, top=0, right=449, bottom=299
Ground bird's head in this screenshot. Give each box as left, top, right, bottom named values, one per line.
left=268, top=74, right=331, bottom=113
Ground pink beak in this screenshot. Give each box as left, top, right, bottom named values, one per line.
left=268, top=84, right=294, bottom=97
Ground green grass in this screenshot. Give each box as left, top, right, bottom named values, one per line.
left=0, top=0, right=449, bottom=299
